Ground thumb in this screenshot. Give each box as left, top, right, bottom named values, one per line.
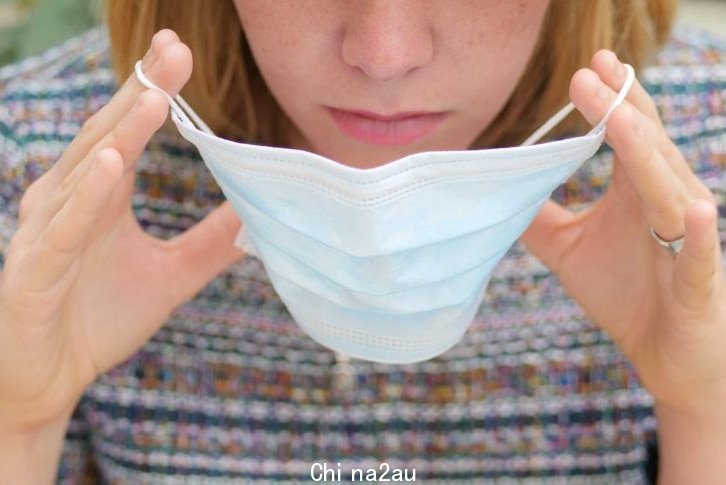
left=672, top=199, right=722, bottom=313
left=165, top=201, right=245, bottom=306
left=519, top=200, right=578, bottom=273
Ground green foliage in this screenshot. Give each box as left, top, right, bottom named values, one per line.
left=0, top=0, right=99, bottom=67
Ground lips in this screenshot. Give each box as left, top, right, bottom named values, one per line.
left=327, top=107, right=448, bottom=146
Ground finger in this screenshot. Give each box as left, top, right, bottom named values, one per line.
left=519, top=200, right=579, bottom=273
left=570, top=68, right=692, bottom=241
left=673, top=199, right=722, bottom=312
left=98, top=89, right=172, bottom=217
left=17, top=148, right=124, bottom=297
left=18, top=89, right=171, bottom=244
left=16, top=30, right=185, bottom=229
left=589, top=50, right=712, bottom=202
left=590, top=49, right=661, bottom=123
left=609, top=103, right=692, bottom=241
left=47, top=31, right=190, bottom=187
left=164, top=202, right=245, bottom=307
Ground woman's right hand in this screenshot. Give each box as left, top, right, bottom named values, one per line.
left=0, top=29, right=244, bottom=435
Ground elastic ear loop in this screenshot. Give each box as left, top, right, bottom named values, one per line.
left=134, top=60, right=216, bottom=136
left=135, top=61, right=259, bottom=258
left=135, top=58, right=634, bottom=149
left=520, top=63, right=636, bottom=147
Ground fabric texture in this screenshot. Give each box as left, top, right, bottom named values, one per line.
left=0, top=26, right=725, bottom=484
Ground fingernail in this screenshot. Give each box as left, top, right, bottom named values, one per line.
left=141, top=34, right=158, bottom=70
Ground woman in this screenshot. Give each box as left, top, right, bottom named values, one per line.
left=1, top=0, right=724, bottom=483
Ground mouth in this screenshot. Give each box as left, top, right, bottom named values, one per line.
left=326, top=107, right=449, bottom=146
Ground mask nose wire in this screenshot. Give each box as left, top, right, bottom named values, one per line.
left=520, top=63, right=636, bottom=147
left=134, top=60, right=216, bottom=136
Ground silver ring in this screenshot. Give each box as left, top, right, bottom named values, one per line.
left=649, top=227, right=684, bottom=257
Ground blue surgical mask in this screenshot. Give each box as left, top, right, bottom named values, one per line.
left=135, top=61, right=635, bottom=364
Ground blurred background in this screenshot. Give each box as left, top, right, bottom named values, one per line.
left=0, top=0, right=724, bottom=67
left=0, top=0, right=100, bottom=66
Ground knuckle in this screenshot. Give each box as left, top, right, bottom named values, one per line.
left=662, top=139, right=682, bottom=162
left=641, top=95, right=660, bottom=120
left=643, top=94, right=658, bottom=113
left=104, top=130, right=134, bottom=167
left=56, top=170, right=78, bottom=202
left=104, top=127, right=120, bottom=151
left=679, top=269, right=701, bottom=291
left=18, top=186, right=39, bottom=225
left=699, top=187, right=718, bottom=206
left=39, top=222, right=79, bottom=257
left=137, top=89, right=166, bottom=115
left=78, top=111, right=102, bottom=138
left=611, top=103, right=632, bottom=128
left=0, top=273, right=59, bottom=325
left=681, top=258, right=716, bottom=295
left=0, top=284, right=26, bottom=323
left=17, top=171, right=54, bottom=225
left=145, top=94, right=170, bottom=125
left=676, top=184, right=692, bottom=208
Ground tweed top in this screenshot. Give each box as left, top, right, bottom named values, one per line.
left=0, top=26, right=725, bottom=484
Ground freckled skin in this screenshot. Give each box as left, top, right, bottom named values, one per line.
left=232, top=0, right=551, bottom=168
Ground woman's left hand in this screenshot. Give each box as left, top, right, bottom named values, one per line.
left=520, top=49, right=726, bottom=416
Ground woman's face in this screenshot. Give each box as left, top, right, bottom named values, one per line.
left=232, top=0, right=551, bottom=168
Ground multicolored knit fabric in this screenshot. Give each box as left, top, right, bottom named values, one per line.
left=1, top=26, right=725, bottom=484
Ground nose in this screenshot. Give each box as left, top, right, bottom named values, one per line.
left=340, top=1, right=434, bottom=82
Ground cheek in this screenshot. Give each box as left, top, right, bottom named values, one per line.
left=232, top=1, right=313, bottom=81
left=497, top=0, right=548, bottom=38
left=458, top=0, right=549, bottom=60
left=233, top=1, right=337, bottom=132
left=451, top=1, right=550, bottom=110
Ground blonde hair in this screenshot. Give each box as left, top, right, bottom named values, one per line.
left=105, top=0, right=678, bottom=148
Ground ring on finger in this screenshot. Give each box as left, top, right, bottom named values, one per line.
left=649, top=226, right=684, bottom=257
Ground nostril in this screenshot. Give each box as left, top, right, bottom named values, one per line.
left=341, top=39, right=432, bottom=82
left=340, top=16, right=434, bottom=82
